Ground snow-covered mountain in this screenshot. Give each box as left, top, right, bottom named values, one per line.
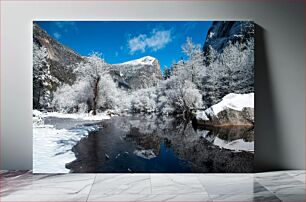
left=118, top=56, right=157, bottom=66
left=111, top=56, right=162, bottom=90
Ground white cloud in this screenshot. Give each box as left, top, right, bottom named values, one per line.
left=55, top=22, right=76, bottom=29
left=53, top=32, right=61, bottom=39
left=128, top=29, right=172, bottom=54
left=51, top=22, right=78, bottom=40
left=54, top=22, right=77, bottom=34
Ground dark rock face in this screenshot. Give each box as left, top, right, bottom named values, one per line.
left=197, top=107, right=254, bottom=127
left=33, top=23, right=84, bottom=85
left=203, top=21, right=254, bottom=65
left=33, top=23, right=85, bottom=109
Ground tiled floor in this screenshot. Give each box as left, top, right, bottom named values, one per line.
left=0, top=170, right=305, bottom=201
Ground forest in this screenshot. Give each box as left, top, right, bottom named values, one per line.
left=33, top=37, right=254, bottom=118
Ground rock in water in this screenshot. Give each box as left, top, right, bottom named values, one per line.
left=197, top=107, right=254, bottom=127
left=196, top=93, right=254, bottom=127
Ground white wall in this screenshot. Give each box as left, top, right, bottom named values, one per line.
left=1, top=0, right=305, bottom=171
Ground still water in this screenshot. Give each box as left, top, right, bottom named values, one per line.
left=64, top=115, right=254, bottom=173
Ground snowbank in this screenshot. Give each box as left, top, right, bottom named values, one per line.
left=41, top=111, right=111, bottom=121
left=33, top=110, right=110, bottom=173
left=33, top=110, right=44, bottom=127
left=209, top=93, right=254, bottom=116
left=196, top=93, right=254, bottom=126
left=196, top=111, right=210, bottom=121
left=33, top=124, right=100, bottom=173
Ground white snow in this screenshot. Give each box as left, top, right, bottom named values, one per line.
left=33, top=124, right=100, bottom=173
left=209, top=32, right=215, bottom=38
left=133, top=149, right=157, bottom=160
left=213, top=137, right=254, bottom=152
left=196, top=110, right=210, bottom=121
left=42, top=111, right=110, bottom=121
left=33, top=110, right=110, bottom=173
left=208, top=93, right=254, bottom=117
left=118, top=56, right=156, bottom=66
left=196, top=93, right=254, bottom=121
left=33, top=110, right=44, bottom=127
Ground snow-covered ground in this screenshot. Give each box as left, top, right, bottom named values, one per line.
left=42, top=111, right=111, bottom=121
left=196, top=93, right=254, bottom=120
left=33, top=110, right=110, bottom=173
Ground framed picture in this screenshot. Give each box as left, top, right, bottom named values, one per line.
left=33, top=21, right=254, bottom=173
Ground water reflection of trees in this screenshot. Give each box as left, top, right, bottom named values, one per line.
left=119, top=115, right=254, bottom=172
left=67, top=115, right=254, bottom=173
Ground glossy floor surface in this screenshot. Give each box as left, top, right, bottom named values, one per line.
left=0, top=170, right=305, bottom=201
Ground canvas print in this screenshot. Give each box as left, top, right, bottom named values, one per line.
left=33, top=21, right=254, bottom=173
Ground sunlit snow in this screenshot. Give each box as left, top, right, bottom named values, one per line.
left=209, top=93, right=254, bottom=116
left=33, top=110, right=109, bottom=173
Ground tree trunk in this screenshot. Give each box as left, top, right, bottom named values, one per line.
left=191, top=64, right=194, bottom=83
left=92, top=76, right=100, bottom=115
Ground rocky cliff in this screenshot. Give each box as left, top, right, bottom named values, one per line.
left=33, top=23, right=84, bottom=85
left=203, top=21, right=254, bottom=66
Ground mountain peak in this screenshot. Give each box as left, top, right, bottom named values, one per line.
left=118, top=56, right=157, bottom=66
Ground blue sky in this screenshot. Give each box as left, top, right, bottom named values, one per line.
left=35, top=21, right=212, bottom=71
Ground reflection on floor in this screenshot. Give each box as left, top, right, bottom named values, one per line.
left=0, top=170, right=305, bottom=201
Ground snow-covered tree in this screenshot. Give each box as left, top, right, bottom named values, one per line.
left=33, top=43, right=59, bottom=109
left=181, top=37, right=204, bottom=84
left=130, top=87, right=157, bottom=113
left=98, top=74, right=121, bottom=110
left=53, top=80, right=92, bottom=113
left=163, top=66, right=172, bottom=80
left=52, top=52, right=124, bottom=114
left=157, top=76, right=203, bottom=115
left=73, top=52, right=111, bottom=115
left=201, top=39, right=254, bottom=106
